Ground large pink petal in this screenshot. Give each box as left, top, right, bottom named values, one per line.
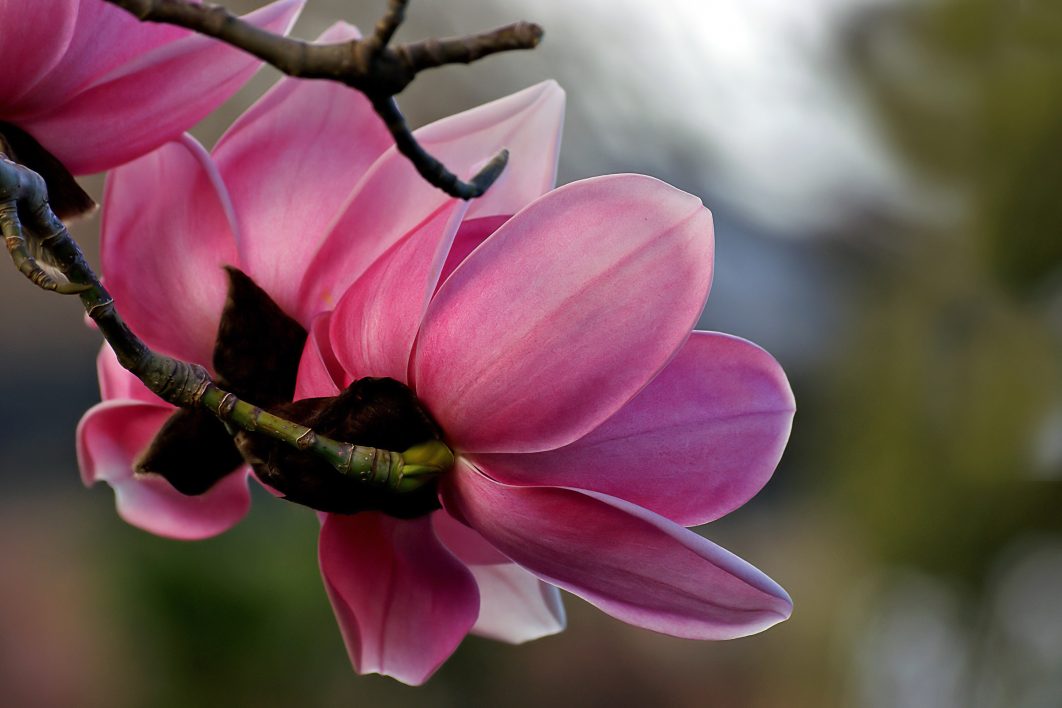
left=101, top=136, right=239, bottom=367
left=472, top=332, right=795, bottom=525
left=434, top=512, right=565, bottom=643
left=437, top=215, right=510, bottom=289
left=449, top=82, right=565, bottom=220
left=0, top=0, right=77, bottom=107
left=4, top=0, right=191, bottom=118
left=319, top=512, right=479, bottom=685
left=329, top=200, right=467, bottom=384
left=297, top=81, right=565, bottom=321
left=413, top=174, right=714, bottom=453
left=21, top=0, right=303, bottom=174
left=443, top=461, right=791, bottom=640
left=76, top=400, right=250, bottom=540
left=294, top=313, right=344, bottom=401
left=214, top=22, right=393, bottom=318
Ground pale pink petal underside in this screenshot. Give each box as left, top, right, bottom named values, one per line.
left=444, top=461, right=792, bottom=640
left=76, top=400, right=250, bottom=540
left=101, top=136, right=238, bottom=368
left=24, top=0, right=304, bottom=174
left=215, top=22, right=393, bottom=318
left=467, top=564, right=566, bottom=644
left=297, top=81, right=564, bottom=321
left=434, top=512, right=565, bottom=643
left=414, top=174, right=714, bottom=453
left=473, top=331, right=795, bottom=526
left=319, top=512, right=479, bottom=686
left=329, top=200, right=467, bottom=384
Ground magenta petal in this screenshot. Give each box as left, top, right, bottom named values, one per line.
left=443, top=461, right=792, bottom=639
left=0, top=0, right=77, bottom=106
left=101, top=136, right=238, bottom=367
left=5, top=0, right=189, bottom=119
left=319, top=512, right=479, bottom=685
left=414, top=174, right=714, bottom=453
left=76, top=401, right=250, bottom=540
left=294, top=312, right=345, bottom=400
left=23, top=0, right=304, bottom=174
left=214, top=22, right=393, bottom=318
left=330, top=200, right=467, bottom=384
left=437, top=215, right=510, bottom=290
left=473, top=331, right=795, bottom=525
left=297, top=81, right=564, bottom=321
left=432, top=511, right=509, bottom=565
left=434, top=511, right=566, bottom=643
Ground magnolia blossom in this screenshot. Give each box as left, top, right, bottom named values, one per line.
left=295, top=169, right=796, bottom=683
left=76, top=24, right=566, bottom=562
left=0, top=0, right=302, bottom=175
left=76, top=28, right=793, bottom=683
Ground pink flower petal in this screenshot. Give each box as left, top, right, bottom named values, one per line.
left=22, top=0, right=304, bottom=174
left=294, top=312, right=344, bottom=400
left=214, top=22, right=393, bottom=318
left=448, top=82, right=565, bottom=220
left=413, top=174, right=714, bottom=453
left=472, top=331, right=795, bottom=525
left=77, top=400, right=250, bottom=540
left=0, top=0, right=78, bottom=107
left=434, top=512, right=565, bottom=643
left=466, top=563, right=566, bottom=644
left=319, top=512, right=479, bottom=685
left=297, top=81, right=565, bottom=321
left=437, top=215, right=510, bottom=290
left=329, top=200, right=468, bottom=384
left=101, top=136, right=239, bottom=367
left=432, top=510, right=509, bottom=565
left=5, top=0, right=190, bottom=119
left=96, top=344, right=163, bottom=405
left=443, top=461, right=792, bottom=640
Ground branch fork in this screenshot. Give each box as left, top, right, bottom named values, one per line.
left=104, top=0, right=543, bottom=199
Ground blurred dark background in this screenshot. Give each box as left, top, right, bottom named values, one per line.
left=2, top=1, right=1061, bottom=706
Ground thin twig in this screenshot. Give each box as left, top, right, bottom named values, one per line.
left=102, top=0, right=543, bottom=199
left=0, top=154, right=446, bottom=486
left=363, top=0, right=408, bottom=56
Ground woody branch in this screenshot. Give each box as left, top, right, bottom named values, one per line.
left=0, top=155, right=444, bottom=487
left=102, top=0, right=543, bottom=199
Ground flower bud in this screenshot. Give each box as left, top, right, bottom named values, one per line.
left=394, top=440, right=455, bottom=492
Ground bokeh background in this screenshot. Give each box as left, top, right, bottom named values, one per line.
left=2, top=0, right=1061, bottom=706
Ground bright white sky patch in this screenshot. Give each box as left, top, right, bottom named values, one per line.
left=486, top=0, right=907, bottom=234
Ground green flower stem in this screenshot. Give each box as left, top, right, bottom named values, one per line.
left=199, top=383, right=409, bottom=486
left=0, top=153, right=452, bottom=489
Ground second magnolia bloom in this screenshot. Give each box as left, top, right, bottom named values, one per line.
left=300, top=173, right=794, bottom=684
left=77, top=54, right=794, bottom=685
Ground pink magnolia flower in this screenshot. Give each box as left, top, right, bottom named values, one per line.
left=295, top=175, right=796, bottom=683
left=75, top=24, right=565, bottom=539
left=76, top=28, right=793, bottom=682
left=0, top=0, right=302, bottom=176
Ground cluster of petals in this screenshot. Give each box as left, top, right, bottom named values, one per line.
left=0, top=0, right=302, bottom=174
left=75, top=22, right=796, bottom=687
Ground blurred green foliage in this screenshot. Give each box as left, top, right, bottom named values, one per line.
left=826, top=0, right=1062, bottom=582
